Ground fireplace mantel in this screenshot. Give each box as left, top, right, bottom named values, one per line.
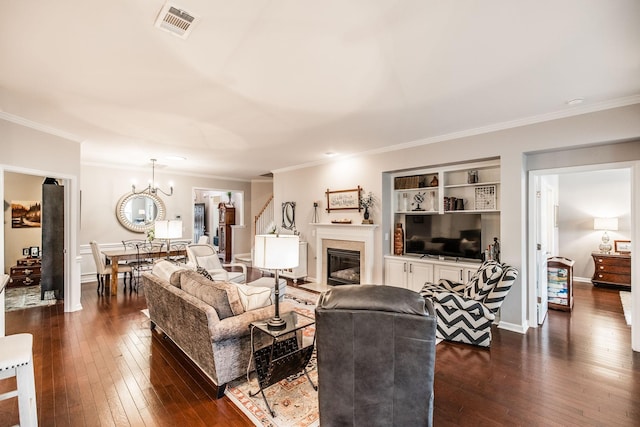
left=311, top=223, right=378, bottom=284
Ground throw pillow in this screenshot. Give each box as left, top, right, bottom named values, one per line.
left=152, top=260, right=186, bottom=288
left=180, top=270, right=244, bottom=316
left=196, top=255, right=222, bottom=271
left=235, top=282, right=272, bottom=311
left=181, top=274, right=235, bottom=319
left=196, top=266, right=215, bottom=281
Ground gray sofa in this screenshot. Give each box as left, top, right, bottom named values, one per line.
left=142, top=268, right=293, bottom=398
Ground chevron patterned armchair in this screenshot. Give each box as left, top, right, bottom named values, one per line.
left=420, top=261, right=518, bottom=347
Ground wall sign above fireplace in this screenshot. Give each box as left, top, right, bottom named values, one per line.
left=325, top=186, right=362, bottom=212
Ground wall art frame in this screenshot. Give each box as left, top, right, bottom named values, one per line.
left=325, top=186, right=362, bottom=212
left=614, top=240, right=631, bottom=254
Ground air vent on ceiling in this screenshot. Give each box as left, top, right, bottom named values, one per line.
left=154, top=3, right=198, bottom=39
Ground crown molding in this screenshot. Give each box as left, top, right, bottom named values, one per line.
left=0, top=111, right=84, bottom=142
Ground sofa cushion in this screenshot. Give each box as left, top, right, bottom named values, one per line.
left=152, top=260, right=187, bottom=288
left=234, top=282, right=272, bottom=311
left=180, top=270, right=244, bottom=319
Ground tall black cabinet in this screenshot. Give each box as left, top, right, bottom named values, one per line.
left=41, top=178, right=64, bottom=299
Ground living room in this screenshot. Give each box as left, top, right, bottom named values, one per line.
left=1, top=1, right=640, bottom=425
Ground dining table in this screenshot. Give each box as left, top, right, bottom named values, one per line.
left=102, top=246, right=187, bottom=295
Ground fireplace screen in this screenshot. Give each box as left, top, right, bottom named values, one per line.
left=327, top=248, right=360, bottom=285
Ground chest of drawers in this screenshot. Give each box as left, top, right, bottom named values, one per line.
left=591, top=252, right=631, bottom=288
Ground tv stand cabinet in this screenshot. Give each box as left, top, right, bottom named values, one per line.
left=384, top=255, right=480, bottom=290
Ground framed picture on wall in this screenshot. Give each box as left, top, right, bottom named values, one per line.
left=614, top=240, right=631, bottom=254
left=22, top=247, right=30, bottom=257
left=30, top=246, right=40, bottom=258
left=325, top=186, right=362, bottom=212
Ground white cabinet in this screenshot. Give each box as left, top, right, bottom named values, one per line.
left=384, top=256, right=434, bottom=292
left=434, top=264, right=477, bottom=283
left=279, top=241, right=307, bottom=283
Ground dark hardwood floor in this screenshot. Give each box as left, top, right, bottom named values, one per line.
left=1, top=272, right=638, bottom=426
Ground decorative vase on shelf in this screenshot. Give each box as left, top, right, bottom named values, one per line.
left=362, top=207, right=373, bottom=224
left=394, top=223, right=404, bottom=255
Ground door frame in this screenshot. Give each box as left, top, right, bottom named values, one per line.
left=527, top=161, right=637, bottom=349
left=1, top=165, right=81, bottom=336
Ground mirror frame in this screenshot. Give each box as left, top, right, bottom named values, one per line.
left=282, top=201, right=296, bottom=230
left=116, top=192, right=166, bottom=233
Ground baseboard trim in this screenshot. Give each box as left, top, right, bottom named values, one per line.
left=498, top=320, right=528, bottom=335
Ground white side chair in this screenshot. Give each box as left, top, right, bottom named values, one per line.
left=186, top=243, right=247, bottom=283
left=0, top=333, right=38, bottom=427
left=90, top=241, right=133, bottom=294
left=197, top=235, right=209, bottom=244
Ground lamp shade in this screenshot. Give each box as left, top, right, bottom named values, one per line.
left=254, top=234, right=299, bottom=269
left=155, top=219, right=183, bottom=239
left=593, top=217, right=618, bottom=231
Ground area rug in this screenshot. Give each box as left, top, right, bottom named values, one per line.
left=620, top=291, right=631, bottom=326
left=4, top=285, right=57, bottom=312
left=225, top=288, right=320, bottom=427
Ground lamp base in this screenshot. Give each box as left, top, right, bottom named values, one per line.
left=267, top=317, right=287, bottom=330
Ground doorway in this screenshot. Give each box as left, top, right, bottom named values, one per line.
left=528, top=163, right=633, bottom=329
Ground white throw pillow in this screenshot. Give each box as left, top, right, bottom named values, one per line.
left=152, top=260, right=185, bottom=284
left=234, top=282, right=272, bottom=311
left=196, top=255, right=222, bottom=271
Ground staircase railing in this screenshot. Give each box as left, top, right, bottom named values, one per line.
left=254, top=195, right=274, bottom=236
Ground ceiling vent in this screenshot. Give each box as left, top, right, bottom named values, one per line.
left=154, top=3, right=198, bottom=39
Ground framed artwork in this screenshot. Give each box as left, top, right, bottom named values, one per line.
left=614, top=240, right=631, bottom=254
left=30, top=246, right=40, bottom=258
left=22, top=248, right=30, bottom=257
left=326, top=186, right=362, bottom=212
left=11, top=200, right=41, bottom=228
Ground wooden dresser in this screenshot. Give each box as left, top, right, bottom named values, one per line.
left=9, top=257, right=42, bottom=287
left=591, top=252, right=631, bottom=288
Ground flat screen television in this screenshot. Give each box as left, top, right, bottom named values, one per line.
left=405, top=213, right=483, bottom=261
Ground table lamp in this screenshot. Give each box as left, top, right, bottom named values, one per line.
left=593, top=217, right=618, bottom=253
left=254, top=234, right=300, bottom=330
left=155, top=219, right=183, bottom=259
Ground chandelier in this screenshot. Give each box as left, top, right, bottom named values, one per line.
left=132, top=158, right=173, bottom=196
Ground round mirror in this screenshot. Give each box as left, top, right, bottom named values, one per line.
left=116, top=192, right=166, bottom=233
left=282, top=201, right=296, bottom=230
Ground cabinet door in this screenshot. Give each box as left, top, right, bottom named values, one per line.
left=407, top=262, right=434, bottom=292
left=434, top=265, right=463, bottom=282
left=385, top=259, right=407, bottom=288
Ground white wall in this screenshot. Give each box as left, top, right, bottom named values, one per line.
left=3, top=172, right=44, bottom=273
left=1, top=117, right=82, bottom=335
left=558, top=169, right=631, bottom=279
left=79, top=164, right=253, bottom=281
left=273, top=103, right=640, bottom=337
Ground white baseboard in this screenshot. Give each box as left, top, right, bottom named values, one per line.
left=498, top=320, right=528, bottom=335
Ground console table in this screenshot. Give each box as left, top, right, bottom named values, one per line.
left=591, top=252, right=631, bottom=288
left=249, top=311, right=317, bottom=417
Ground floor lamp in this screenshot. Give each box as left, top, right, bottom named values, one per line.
left=155, top=219, right=183, bottom=260
left=254, top=234, right=300, bottom=330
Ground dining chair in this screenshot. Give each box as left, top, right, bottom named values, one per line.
left=90, top=241, right=132, bottom=295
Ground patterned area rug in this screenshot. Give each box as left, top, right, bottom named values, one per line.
left=4, top=285, right=57, bottom=312
left=225, top=287, right=320, bottom=427
left=620, top=291, right=631, bottom=326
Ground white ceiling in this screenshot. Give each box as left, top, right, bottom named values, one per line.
left=1, top=0, right=639, bottom=180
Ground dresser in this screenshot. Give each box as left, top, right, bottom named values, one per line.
left=9, top=257, right=42, bottom=287
left=591, top=252, right=631, bottom=288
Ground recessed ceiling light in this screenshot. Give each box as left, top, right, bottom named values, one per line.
left=567, top=98, right=585, bottom=106
left=165, top=155, right=186, bottom=161
left=325, top=152, right=338, bottom=157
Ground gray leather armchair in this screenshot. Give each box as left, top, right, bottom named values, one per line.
left=315, top=285, right=437, bottom=427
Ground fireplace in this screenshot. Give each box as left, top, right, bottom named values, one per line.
left=313, top=223, right=377, bottom=285
left=327, top=248, right=360, bottom=285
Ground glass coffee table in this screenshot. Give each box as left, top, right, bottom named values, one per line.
left=249, top=311, right=317, bottom=417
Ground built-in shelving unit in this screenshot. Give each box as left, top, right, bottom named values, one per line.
left=385, top=159, right=501, bottom=288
